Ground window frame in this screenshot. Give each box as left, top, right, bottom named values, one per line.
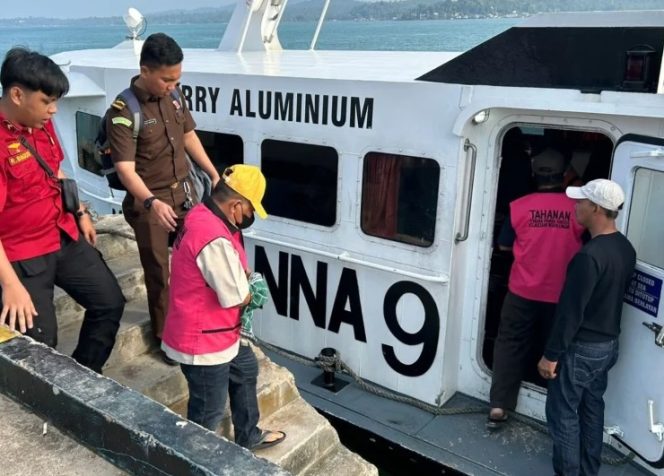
left=74, top=110, right=103, bottom=177
left=260, top=138, right=340, bottom=229
left=359, top=150, right=441, bottom=248
left=626, top=166, right=664, bottom=269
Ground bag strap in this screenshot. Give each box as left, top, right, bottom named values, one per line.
left=19, top=136, right=56, bottom=179
left=114, top=87, right=183, bottom=142
left=117, top=87, right=142, bottom=142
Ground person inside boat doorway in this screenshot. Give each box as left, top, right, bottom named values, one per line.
left=106, top=33, right=220, bottom=365
left=487, top=147, right=585, bottom=429
left=538, top=179, right=636, bottom=476
left=0, top=48, right=125, bottom=373
left=161, top=164, right=286, bottom=450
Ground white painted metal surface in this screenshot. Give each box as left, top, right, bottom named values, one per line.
left=604, top=137, right=664, bottom=464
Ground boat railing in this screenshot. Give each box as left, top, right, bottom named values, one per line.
left=310, top=0, right=332, bottom=50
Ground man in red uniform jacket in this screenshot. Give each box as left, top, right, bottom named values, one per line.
left=0, top=48, right=124, bottom=373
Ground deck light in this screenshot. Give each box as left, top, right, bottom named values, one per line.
left=123, top=8, right=146, bottom=40
left=472, top=109, right=490, bottom=124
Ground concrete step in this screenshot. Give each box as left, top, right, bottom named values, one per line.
left=104, top=351, right=187, bottom=408
left=169, top=349, right=300, bottom=426
left=106, top=346, right=299, bottom=415
left=106, top=347, right=369, bottom=475
left=302, top=445, right=378, bottom=476
left=84, top=228, right=377, bottom=476
left=56, top=301, right=155, bottom=369
left=55, top=251, right=145, bottom=328
left=252, top=397, right=340, bottom=475
left=95, top=231, right=138, bottom=260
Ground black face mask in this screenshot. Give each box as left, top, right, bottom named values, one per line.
left=237, top=212, right=255, bottom=230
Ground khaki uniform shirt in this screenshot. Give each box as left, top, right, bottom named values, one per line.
left=106, top=76, right=196, bottom=190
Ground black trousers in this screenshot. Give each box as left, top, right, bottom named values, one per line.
left=2, top=234, right=125, bottom=373
left=489, top=291, right=556, bottom=411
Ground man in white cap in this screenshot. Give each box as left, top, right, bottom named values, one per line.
left=538, top=179, right=636, bottom=476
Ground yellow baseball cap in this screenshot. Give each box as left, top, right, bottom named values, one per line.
left=222, top=164, right=268, bottom=219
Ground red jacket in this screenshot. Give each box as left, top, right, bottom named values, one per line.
left=0, top=116, right=78, bottom=261
left=162, top=203, right=247, bottom=355
left=509, top=192, right=584, bottom=303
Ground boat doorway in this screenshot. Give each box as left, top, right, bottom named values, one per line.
left=482, top=124, right=614, bottom=388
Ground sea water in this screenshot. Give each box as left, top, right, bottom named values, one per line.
left=0, top=18, right=518, bottom=56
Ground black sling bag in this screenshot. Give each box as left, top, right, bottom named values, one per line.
left=20, top=136, right=80, bottom=215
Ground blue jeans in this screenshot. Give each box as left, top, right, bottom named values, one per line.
left=546, top=339, right=619, bottom=476
left=180, top=344, right=263, bottom=448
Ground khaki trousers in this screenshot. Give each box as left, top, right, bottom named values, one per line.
left=123, top=182, right=190, bottom=339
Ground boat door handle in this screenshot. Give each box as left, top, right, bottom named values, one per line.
left=648, top=400, right=664, bottom=441
left=455, top=139, right=477, bottom=243
left=642, top=321, right=664, bottom=347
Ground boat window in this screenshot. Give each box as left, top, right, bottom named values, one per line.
left=261, top=139, right=338, bottom=227
left=626, top=167, right=664, bottom=268
left=196, top=130, right=244, bottom=173
left=75, top=112, right=103, bottom=176
left=361, top=152, right=439, bottom=247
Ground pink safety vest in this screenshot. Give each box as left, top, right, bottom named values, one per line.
left=162, top=203, right=248, bottom=355
left=508, top=192, right=584, bottom=303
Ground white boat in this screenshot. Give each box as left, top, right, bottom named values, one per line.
left=50, top=3, right=664, bottom=474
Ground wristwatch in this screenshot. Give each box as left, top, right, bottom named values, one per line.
left=144, top=196, right=157, bottom=210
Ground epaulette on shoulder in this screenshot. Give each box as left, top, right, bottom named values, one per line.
left=111, top=98, right=127, bottom=111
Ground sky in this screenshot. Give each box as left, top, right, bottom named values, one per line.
left=0, top=0, right=233, bottom=19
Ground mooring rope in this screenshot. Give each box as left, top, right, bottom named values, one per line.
left=250, top=335, right=634, bottom=466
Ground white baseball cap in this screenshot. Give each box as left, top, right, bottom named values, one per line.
left=566, top=179, right=625, bottom=211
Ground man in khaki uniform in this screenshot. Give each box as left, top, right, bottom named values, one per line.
left=107, top=33, right=219, bottom=364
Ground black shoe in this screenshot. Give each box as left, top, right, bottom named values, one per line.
left=160, top=350, right=179, bottom=366
left=486, top=410, right=509, bottom=430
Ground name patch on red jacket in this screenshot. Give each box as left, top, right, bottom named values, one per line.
left=8, top=150, right=32, bottom=166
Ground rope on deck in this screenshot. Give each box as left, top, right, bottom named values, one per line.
left=250, top=335, right=635, bottom=467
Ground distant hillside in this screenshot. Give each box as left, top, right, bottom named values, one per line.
left=2, top=0, right=664, bottom=25
left=307, top=0, right=664, bottom=21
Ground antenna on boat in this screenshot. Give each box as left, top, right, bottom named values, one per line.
left=123, top=8, right=147, bottom=40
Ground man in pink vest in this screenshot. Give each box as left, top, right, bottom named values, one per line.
left=487, top=148, right=585, bottom=429
left=161, top=164, right=285, bottom=450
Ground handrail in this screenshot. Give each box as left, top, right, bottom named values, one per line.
left=310, top=0, right=332, bottom=50
left=454, top=138, right=477, bottom=243
left=243, top=231, right=449, bottom=284
left=237, top=4, right=254, bottom=53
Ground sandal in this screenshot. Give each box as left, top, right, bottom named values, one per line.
left=250, top=430, right=287, bottom=450
left=486, top=410, right=508, bottom=430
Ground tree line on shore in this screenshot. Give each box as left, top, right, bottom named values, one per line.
left=4, top=0, right=664, bottom=25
